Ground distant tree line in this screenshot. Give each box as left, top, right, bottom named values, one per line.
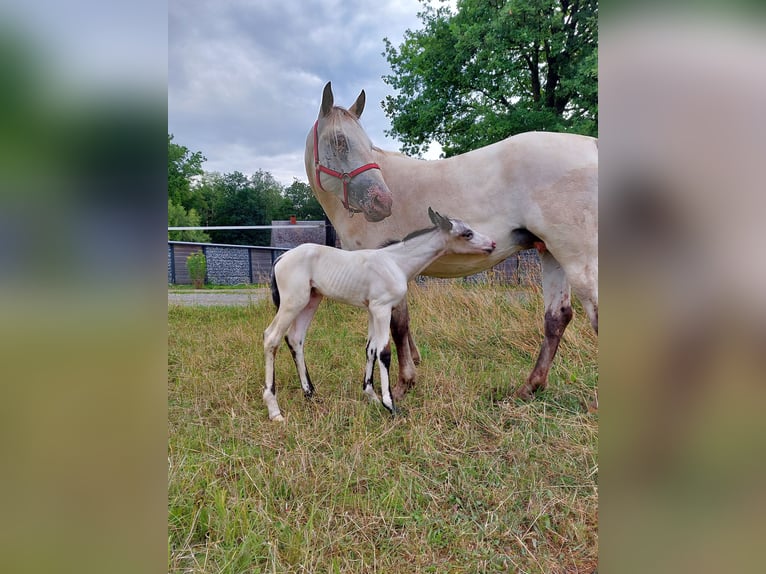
left=168, top=134, right=325, bottom=245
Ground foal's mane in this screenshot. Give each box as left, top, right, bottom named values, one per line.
left=378, top=225, right=438, bottom=249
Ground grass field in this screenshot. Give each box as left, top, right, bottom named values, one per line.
left=168, top=282, right=598, bottom=573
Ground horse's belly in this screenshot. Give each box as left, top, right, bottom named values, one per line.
left=420, top=248, right=518, bottom=278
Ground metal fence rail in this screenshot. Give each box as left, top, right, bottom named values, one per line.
left=168, top=240, right=541, bottom=287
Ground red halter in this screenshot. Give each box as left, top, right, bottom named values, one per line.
left=313, top=120, right=381, bottom=214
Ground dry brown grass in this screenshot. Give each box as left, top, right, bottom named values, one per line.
left=168, top=282, right=597, bottom=573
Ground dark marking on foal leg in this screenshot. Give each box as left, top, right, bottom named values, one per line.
left=267, top=368, right=276, bottom=396
left=264, top=346, right=282, bottom=419
left=379, top=345, right=397, bottom=416
left=285, top=337, right=315, bottom=398
left=515, top=306, right=573, bottom=400
left=362, top=340, right=377, bottom=397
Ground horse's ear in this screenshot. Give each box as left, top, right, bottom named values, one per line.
left=348, top=90, right=366, bottom=118
left=321, top=82, right=334, bottom=117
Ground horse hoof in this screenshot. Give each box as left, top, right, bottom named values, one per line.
left=271, top=413, right=285, bottom=422
left=392, top=381, right=412, bottom=401
left=514, top=385, right=535, bottom=401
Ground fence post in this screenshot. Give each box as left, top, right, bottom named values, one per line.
left=324, top=214, right=336, bottom=247
left=169, top=244, right=176, bottom=284
left=201, top=245, right=208, bottom=284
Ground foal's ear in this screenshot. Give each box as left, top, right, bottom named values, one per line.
left=428, top=207, right=452, bottom=231
left=348, top=90, right=366, bottom=118
left=321, top=81, right=334, bottom=117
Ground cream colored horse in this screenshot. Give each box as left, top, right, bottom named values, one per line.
left=306, top=82, right=597, bottom=401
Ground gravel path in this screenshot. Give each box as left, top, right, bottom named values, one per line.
left=168, top=289, right=270, bottom=307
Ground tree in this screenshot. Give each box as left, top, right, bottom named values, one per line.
left=283, top=179, right=326, bottom=220
left=382, top=0, right=597, bottom=157
left=203, top=170, right=292, bottom=246
left=168, top=199, right=211, bottom=242
left=168, top=133, right=205, bottom=207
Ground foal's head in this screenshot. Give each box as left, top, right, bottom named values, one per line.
left=429, top=207, right=496, bottom=255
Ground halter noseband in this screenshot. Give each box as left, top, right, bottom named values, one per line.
left=313, top=120, right=381, bottom=215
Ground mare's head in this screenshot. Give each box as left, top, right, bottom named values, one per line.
left=428, top=207, right=496, bottom=255
left=307, top=82, right=393, bottom=222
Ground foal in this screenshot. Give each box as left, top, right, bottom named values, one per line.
left=263, top=208, right=496, bottom=421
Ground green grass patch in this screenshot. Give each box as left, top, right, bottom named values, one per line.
left=169, top=283, right=268, bottom=291
left=168, top=283, right=598, bottom=572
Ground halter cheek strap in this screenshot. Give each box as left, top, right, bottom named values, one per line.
left=313, top=120, right=381, bottom=215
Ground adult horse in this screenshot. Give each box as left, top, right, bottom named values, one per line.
left=305, top=82, right=597, bottom=401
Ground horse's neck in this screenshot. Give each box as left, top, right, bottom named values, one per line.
left=382, top=229, right=447, bottom=280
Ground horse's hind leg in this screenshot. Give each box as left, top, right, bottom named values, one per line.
left=391, top=298, right=418, bottom=401
left=515, top=252, right=573, bottom=400
left=564, top=257, right=598, bottom=335
left=285, top=290, right=323, bottom=399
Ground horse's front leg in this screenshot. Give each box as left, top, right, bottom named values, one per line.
left=515, top=252, right=573, bottom=400
left=391, top=298, right=418, bottom=401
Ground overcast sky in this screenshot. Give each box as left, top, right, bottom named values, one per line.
left=169, top=0, right=452, bottom=186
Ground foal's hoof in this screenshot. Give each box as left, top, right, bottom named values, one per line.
left=270, top=413, right=285, bottom=422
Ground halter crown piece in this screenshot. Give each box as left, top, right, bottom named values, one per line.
left=313, top=121, right=382, bottom=216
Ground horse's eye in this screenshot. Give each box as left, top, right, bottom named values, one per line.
left=334, top=134, right=348, bottom=155
left=463, top=230, right=473, bottom=239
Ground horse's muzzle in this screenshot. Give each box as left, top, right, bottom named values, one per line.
left=362, top=186, right=393, bottom=222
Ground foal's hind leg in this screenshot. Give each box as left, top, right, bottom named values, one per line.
left=390, top=298, right=418, bottom=401
left=285, top=290, right=323, bottom=399
left=263, top=307, right=301, bottom=421
left=515, top=252, right=573, bottom=400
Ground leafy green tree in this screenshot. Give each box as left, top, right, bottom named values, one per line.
left=168, top=199, right=211, bottom=242
left=203, top=170, right=291, bottom=246
left=283, top=179, right=326, bottom=220
left=382, top=0, right=597, bottom=157
left=185, top=173, right=221, bottom=227
left=168, top=133, right=205, bottom=207
left=251, top=169, right=294, bottom=223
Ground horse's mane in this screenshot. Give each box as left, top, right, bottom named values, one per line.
left=378, top=225, right=437, bottom=249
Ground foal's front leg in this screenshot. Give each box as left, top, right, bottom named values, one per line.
left=370, top=306, right=396, bottom=415
left=362, top=316, right=381, bottom=404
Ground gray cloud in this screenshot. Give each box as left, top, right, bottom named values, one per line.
left=169, top=0, right=427, bottom=185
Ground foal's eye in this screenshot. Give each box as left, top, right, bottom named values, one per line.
left=462, top=230, right=474, bottom=239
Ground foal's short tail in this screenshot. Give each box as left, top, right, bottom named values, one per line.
left=270, top=267, right=280, bottom=309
